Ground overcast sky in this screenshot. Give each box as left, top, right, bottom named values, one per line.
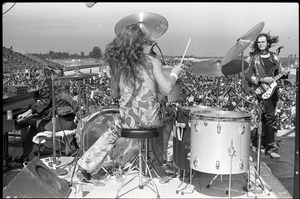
left=2, top=2, right=299, bottom=58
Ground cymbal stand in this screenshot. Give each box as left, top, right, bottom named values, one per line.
left=240, top=51, right=245, bottom=107
left=231, top=90, right=271, bottom=195
left=50, top=74, right=68, bottom=176
left=77, top=80, right=84, bottom=155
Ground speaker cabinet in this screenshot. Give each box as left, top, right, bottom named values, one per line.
left=3, top=157, right=71, bottom=198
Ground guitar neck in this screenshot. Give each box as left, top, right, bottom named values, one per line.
left=273, top=71, right=285, bottom=82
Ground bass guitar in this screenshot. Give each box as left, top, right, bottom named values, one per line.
left=254, top=67, right=290, bottom=100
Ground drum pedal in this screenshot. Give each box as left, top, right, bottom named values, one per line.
left=159, top=173, right=175, bottom=184
left=82, top=178, right=106, bottom=187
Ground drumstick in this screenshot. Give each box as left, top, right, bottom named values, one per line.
left=180, top=38, right=191, bottom=64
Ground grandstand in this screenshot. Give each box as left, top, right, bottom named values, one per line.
left=2, top=46, right=64, bottom=74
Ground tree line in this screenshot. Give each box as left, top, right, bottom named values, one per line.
left=31, top=46, right=102, bottom=60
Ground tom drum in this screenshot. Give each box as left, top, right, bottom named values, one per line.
left=190, top=110, right=251, bottom=174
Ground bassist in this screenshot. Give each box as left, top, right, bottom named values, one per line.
left=245, top=33, right=289, bottom=159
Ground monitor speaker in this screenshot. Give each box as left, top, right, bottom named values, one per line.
left=3, top=157, right=71, bottom=198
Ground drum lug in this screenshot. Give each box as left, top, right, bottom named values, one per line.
left=215, top=161, right=220, bottom=170
left=193, top=157, right=198, bottom=168
left=241, top=119, right=245, bottom=134
left=241, top=126, right=245, bottom=134
left=185, top=144, right=190, bottom=150
left=239, top=159, right=244, bottom=170
left=194, top=123, right=199, bottom=132
left=217, top=123, right=221, bottom=134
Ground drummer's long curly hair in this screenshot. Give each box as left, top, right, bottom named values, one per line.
left=104, top=24, right=155, bottom=99
left=250, top=33, right=279, bottom=57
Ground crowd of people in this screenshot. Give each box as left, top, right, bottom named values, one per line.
left=3, top=58, right=297, bottom=133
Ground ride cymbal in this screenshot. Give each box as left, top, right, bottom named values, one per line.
left=58, top=71, right=98, bottom=80
left=114, top=12, right=168, bottom=40
left=221, top=22, right=265, bottom=65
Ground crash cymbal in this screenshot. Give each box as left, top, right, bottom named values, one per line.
left=221, top=22, right=265, bottom=65
left=188, top=58, right=224, bottom=77
left=58, top=71, right=98, bottom=80
left=188, top=58, right=249, bottom=77
left=114, top=12, right=168, bottom=40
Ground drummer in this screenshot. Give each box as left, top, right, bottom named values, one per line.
left=76, top=22, right=185, bottom=180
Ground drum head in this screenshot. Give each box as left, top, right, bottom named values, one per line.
left=192, top=110, right=251, bottom=120
left=81, top=109, right=119, bottom=149
left=80, top=108, right=137, bottom=166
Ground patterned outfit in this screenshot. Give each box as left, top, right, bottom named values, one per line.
left=78, top=69, right=165, bottom=174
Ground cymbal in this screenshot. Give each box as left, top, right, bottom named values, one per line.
left=221, top=22, right=265, bottom=65
left=58, top=71, right=98, bottom=80
left=114, top=12, right=168, bottom=40
left=188, top=58, right=224, bottom=77
left=222, top=59, right=249, bottom=76
left=188, top=59, right=249, bottom=77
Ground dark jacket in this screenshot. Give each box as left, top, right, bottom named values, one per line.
left=245, top=51, right=288, bottom=86
left=30, top=78, right=75, bottom=120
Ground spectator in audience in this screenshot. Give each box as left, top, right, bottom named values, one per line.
left=14, top=66, right=77, bottom=164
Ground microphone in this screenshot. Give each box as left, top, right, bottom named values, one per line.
left=149, top=43, right=157, bottom=57
left=218, top=85, right=233, bottom=102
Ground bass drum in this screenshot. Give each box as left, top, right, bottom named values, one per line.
left=77, top=108, right=137, bottom=167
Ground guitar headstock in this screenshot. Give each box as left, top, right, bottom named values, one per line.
left=281, top=65, right=291, bottom=76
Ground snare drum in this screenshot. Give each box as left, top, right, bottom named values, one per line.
left=173, top=106, right=222, bottom=169
left=190, top=110, right=251, bottom=174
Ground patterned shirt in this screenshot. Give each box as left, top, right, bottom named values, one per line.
left=118, top=74, right=162, bottom=129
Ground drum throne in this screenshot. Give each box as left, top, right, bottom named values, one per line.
left=116, top=128, right=160, bottom=198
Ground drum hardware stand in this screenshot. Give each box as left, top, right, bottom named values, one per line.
left=173, top=107, right=194, bottom=195
left=206, top=140, right=240, bottom=197
left=176, top=167, right=195, bottom=195
left=144, top=138, right=161, bottom=179
left=50, top=74, right=68, bottom=176
left=207, top=173, right=222, bottom=188
left=231, top=90, right=272, bottom=195
left=246, top=114, right=271, bottom=196
left=227, top=139, right=236, bottom=198
left=116, top=139, right=160, bottom=199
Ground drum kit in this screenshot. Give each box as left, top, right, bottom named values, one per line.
left=49, top=12, right=267, bottom=196
left=113, top=12, right=267, bottom=196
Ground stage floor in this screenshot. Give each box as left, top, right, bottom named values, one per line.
left=3, top=129, right=295, bottom=198
left=36, top=155, right=291, bottom=199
